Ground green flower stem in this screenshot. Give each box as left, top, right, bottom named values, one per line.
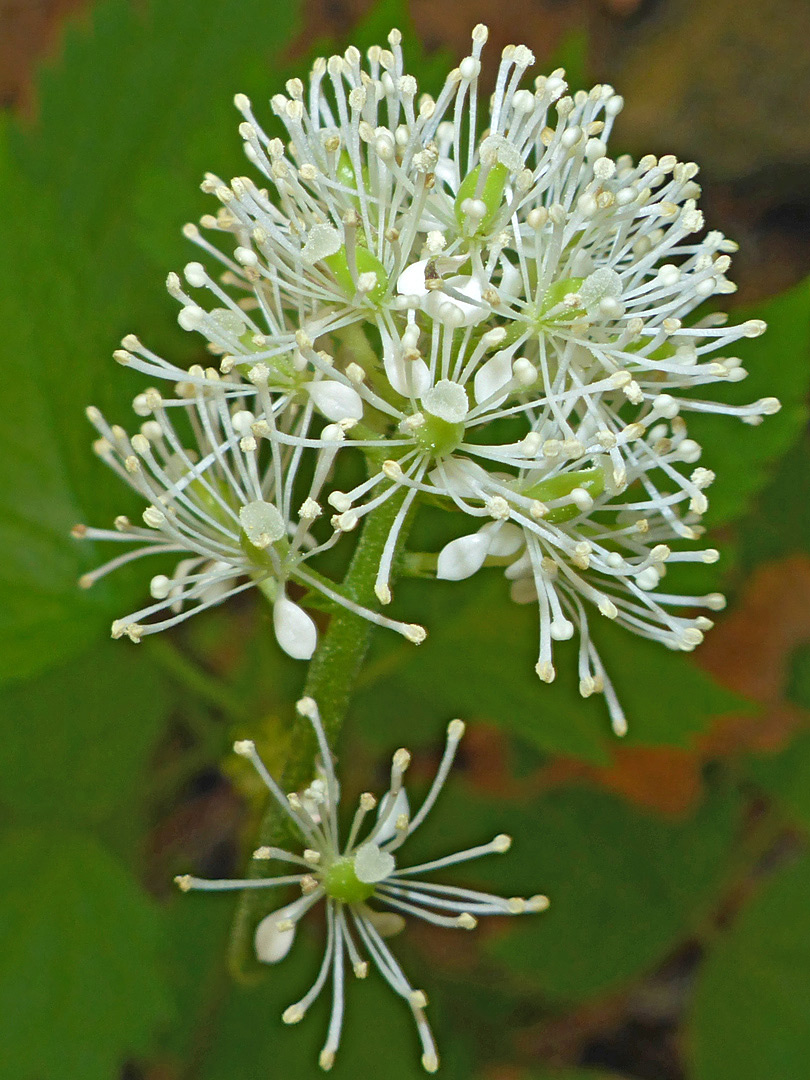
left=227, top=489, right=411, bottom=980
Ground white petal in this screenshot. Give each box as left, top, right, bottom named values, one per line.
left=509, top=577, right=537, bottom=604
left=423, top=275, right=487, bottom=326
left=473, top=350, right=513, bottom=406
left=254, top=905, right=299, bottom=964
left=498, top=256, right=521, bottom=299
left=484, top=521, right=524, bottom=557
left=354, top=842, right=396, bottom=884
left=364, top=909, right=406, bottom=938
left=437, top=532, right=491, bottom=581
left=428, top=457, right=487, bottom=498
left=396, top=258, right=429, bottom=299
left=307, top=380, right=364, bottom=421
left=383, top=338, right=431, bottom=398
left=396, top=256, right=469, bottom=299
left=375, top=788, right=410, bottom=845
left=273, top=597, right=317, bottom=660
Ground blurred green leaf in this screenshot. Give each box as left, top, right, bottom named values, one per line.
left=747, top=729, right=810, bottom=832
left=738, top=430, right=810, bottom=569
left=349, top=0, right=451, bottom=95
left=0, top=827, right=171, bottom=1080
left=0, top=0, right=302, bottom=686
left=160, top=898, right=233, bottom=1064
left=12, top=0, right=300, bottom=245
left=787, top=643, right=810, bottom=709
left=0, top=181, right=136, bottom=683
left=506, top=1072, right=631, bottom=1080
left=548, top=29, right=589, bottom=92
left=355, top=575, right=744, bottom=760
left=485, top=784, right=739, bottom=1001
left=0, top=641, right=168, bottom=827
left=690, top=278, right=810, bottom=527
left=689, top=855, right=810, bottom=1080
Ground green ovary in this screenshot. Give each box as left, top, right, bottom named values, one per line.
left=238, top=530, right=288, bottom=573
left=323, top=857, right=376, bottom=903
left=523, top=467, right=606, bottom=524
left=538, top=277, right=585, bottom=320
left=413, top=415, right=465, bottom=459
left=454, top=162, right=509, bottom=233
left=324, top=246, right=389, bottom=304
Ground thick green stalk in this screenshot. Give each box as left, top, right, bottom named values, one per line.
left=227, top=491, right=411, bottom=979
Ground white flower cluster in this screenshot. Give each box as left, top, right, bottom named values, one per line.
left=78, top=24, right=778, bottom=727
left=176, top=698, right=547, bottom=1072
left=74, top=363, right=424, bottom=658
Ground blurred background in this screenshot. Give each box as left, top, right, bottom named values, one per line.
left=0, top=2, right=809, bottom=1080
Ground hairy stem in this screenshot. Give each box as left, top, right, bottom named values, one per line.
left=227, top=490, right=411, bottom=979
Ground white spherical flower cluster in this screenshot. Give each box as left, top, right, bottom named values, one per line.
left=176, top=698, right=547, bottom=1072
left=79, top=25, right=778, bottom=727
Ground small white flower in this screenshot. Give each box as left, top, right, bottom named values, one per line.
left=75, top=375, right=421, bottom=655
left=433, top=417, right=726, bottom=735
left=175, top=698, right=547, bottom=1072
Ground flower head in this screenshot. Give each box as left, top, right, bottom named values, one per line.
left=175, top=698, right=547, bottom=1071
left=80, top=22, right=779, bottom=725
left=431, top=418, right=725, bottom=735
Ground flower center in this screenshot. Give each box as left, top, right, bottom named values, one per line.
left=323, top=246, right=389, bottom=304
left=322, top=856, right=377, bottom=903
left=522, top=466, right=606, bottom=523
left=454, top=162, right=510, bottom=234
left=537, top=277, right=585, bottom=322
left=412, top=379, right=469, bottom=459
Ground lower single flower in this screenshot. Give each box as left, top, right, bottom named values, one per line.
left=175, top=698, right=548, bottom=1071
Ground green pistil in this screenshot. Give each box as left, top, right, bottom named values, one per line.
left=239, top=532, right=289, bottom=572
left=324, top=246, right=388, bottom=304
left=237, top=327, right=264, bottom=352
left=322, top=856, right=376, bottom=903
left=523, top=467, right=606, bottom=524
left=335, top=150, right=371, bottom=204
left=538, top=276, right=585, bottom=320
left=454, top=162, right=509, bottom=234
left=234, top=333, right=298, bottom=385
left=412, top=414, right=465, bottom=459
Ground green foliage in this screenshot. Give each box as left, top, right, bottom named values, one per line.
left=689, top=856, right=810, bottom=1080
left=548, top=29, right=589, bottom=92
left=748, top=729, right=810, bottom=833
left=689, top=278, right=810, bottom=527
left=738, top=429, right=810, bottom=570
left=11, top=0, right=300, bottom=244
left=484, top=785, right=740, bottom=1000
left=160, top=899, right=234, bottom=1064
left=0, top=641, right=168, bottom=829
left=0, top=828, right=171, bottom=1080
left=513, top=1072, right=630, bottom=1080
left=787, top=643, right=810, bottom=710
left=0, top=0, right=304, bottom=687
